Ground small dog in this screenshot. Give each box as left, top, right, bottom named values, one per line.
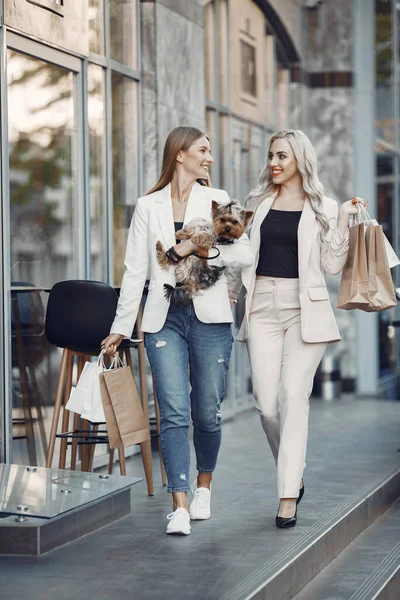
left=156, top=200, right=253, bottom=306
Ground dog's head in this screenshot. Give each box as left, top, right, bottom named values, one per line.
left=212, top=200, right=253, bottom=240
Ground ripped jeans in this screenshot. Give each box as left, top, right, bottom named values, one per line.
left=145, top=302, right=233, bottom=492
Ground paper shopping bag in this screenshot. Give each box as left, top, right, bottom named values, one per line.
left=337, top=223, right=370, bottom=310
left=363, top=224, right=397, bottom=312
left=66, top=360, right=106, bottom=423
left=100, top=366, right=150, bottom=449
left=350, top=206, right=400, bottom=269
left=357, top=217, right=400, bottom=269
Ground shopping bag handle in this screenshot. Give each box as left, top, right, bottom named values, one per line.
left=97, top=349, right=123, bottom=371
left=353, top=203, right=373, bottom=225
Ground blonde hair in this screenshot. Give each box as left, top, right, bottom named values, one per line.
left=246, top=129, right=329, bottom=233
left=147, top=126, right=210, bottom=195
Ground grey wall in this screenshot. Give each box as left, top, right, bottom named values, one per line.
left=141, top=0, right=205, bottom=193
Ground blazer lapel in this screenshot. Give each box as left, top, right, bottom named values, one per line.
left=155, top=184, right=176, bottom=248
left=183, top=182, right=210, bottom=224
left=298, top=199, right=317, bottom=284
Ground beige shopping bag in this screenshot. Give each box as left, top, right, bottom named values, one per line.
left=337, top=223, right=370, bottom=311
left=100, top=366, right=150, bottom=449
left=363, top=224, right=397, bottom=312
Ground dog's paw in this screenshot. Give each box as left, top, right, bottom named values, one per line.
left=191, top=233, right=214, bottom=248
left=156, top=241, right=170, bottom=271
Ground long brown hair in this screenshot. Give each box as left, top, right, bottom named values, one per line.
left=147, top=126, right=210, bottom=195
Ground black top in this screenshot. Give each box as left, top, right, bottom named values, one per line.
left=174, top=221, right=184, bottom=243
left=256, top=209, right=302, bottom=278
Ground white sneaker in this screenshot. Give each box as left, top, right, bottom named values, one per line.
left=189, top=480, right=211, bottom=520
left=166, top=507, right=191, bottom=535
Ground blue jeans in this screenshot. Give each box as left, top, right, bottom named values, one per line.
left=145, top=303, right=233, bottom=492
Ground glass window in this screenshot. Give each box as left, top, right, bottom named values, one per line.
left=375, top=1, right=397, bottom=391
left=240, top=39, right=257, bottom=97
left=109, top=0, right=138, bottom=69
left=7, top=51, right=76, bottom=288
left=111, top=72, right=139, bottom=285
left=89, top=0, right=105, bottom=55
left=7, top=50, right=79, bottom=465
left=88, top=64, right=107, bottom=281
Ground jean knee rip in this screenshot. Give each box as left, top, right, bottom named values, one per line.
left=179, top=473, right=187, bottom=481
left=155, top=340, right=167, bottom=348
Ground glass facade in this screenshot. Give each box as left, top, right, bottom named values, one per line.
left=0, top=1, right=141, bottom=465
left=375, top=0, right=400, bottom=395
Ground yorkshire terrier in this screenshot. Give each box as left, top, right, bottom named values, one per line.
left=156, top=200, right=253, bottom=306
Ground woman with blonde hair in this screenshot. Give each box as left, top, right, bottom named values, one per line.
left=228, top=129, right=366, bottom=528
left=102, top=126, right=253, bottom=535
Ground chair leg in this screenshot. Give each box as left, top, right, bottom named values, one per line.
left=126, top=348, right=154, bottom=496
left=70, top=413, right=80, bottom=471
left=59, top=352, right=74, bottom=469
left=70, top=355, right=85, bottom=470
left=88, top=424, right=99, bottom=472
left=118, top=446, right=126, bottom=476
left=108, top=448, right=114, bottom=475
left=154, top=382, right=167, bottom=487
left=46, top=348, right=69, bottom=468
left=80, top=419, right=90, bottom=472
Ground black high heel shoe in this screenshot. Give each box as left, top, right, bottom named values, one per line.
left=297, top=483, right=305, bottom=506
left=275, top=506, right=297, bottom=529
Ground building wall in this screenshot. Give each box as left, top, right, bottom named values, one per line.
left=141, top=0, right=206, bottom=192
left=301, top=0, right=357, bottom=382
left=229, top=0, right=267, bottom=125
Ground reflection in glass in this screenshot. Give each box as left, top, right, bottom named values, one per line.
left=109, top=0, right=138, bottom=68
left=89, top=0, right=105, bottom=55
left=111, top=72, right=139, bottom=284
left=7, top=51, right=75, bottom=288
left=88, top=64, right=107, bottom=281
left=7, top=51, right=77, bottom=466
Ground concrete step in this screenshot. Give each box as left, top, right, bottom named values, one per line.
left=293, top=500, right=400, bottom=600
left=218, top=468, right=400, bottom=600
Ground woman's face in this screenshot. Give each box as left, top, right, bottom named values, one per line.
left=178, top=136, right=214, bottom=180
left=268, top=138, right=299, bottom=185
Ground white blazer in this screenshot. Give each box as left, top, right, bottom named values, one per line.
left=110, top=182, right=254, bottom=337
left=228, top=194, right=349, bottom=344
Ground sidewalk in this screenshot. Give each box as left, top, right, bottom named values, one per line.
left=1, top=395, right=400, bottom=600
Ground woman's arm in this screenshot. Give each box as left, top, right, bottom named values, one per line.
left=109, top=197, right=150, bottom=338
left=209, top=234, right=254, bottom=269
left=321, top=197, right=366, bottom=275
left=226, top=267, right=243, bottom=304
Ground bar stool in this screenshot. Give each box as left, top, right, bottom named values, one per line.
left=44, top=280, right=155, bottom=494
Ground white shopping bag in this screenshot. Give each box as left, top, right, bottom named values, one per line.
left=66, top=354, right=106, bottom=423
left=350, top=206, right=400, bottom=269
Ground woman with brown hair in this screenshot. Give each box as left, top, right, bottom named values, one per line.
left=102, top=126, right=253, bottom=535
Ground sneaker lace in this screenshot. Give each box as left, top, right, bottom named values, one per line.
left=194, top=488, right=209, bottom=508
left=167, top=508, right=187, bottom=520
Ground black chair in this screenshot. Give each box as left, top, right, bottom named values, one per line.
left=44, top=280, right=154, bottom=493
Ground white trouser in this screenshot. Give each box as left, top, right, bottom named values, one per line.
left=247, top=277, right=327, bottom=498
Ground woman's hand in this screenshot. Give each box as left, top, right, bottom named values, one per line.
left=341, top=197, right=368, bottom=216
left=101, top=333, right=124, bottom=356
